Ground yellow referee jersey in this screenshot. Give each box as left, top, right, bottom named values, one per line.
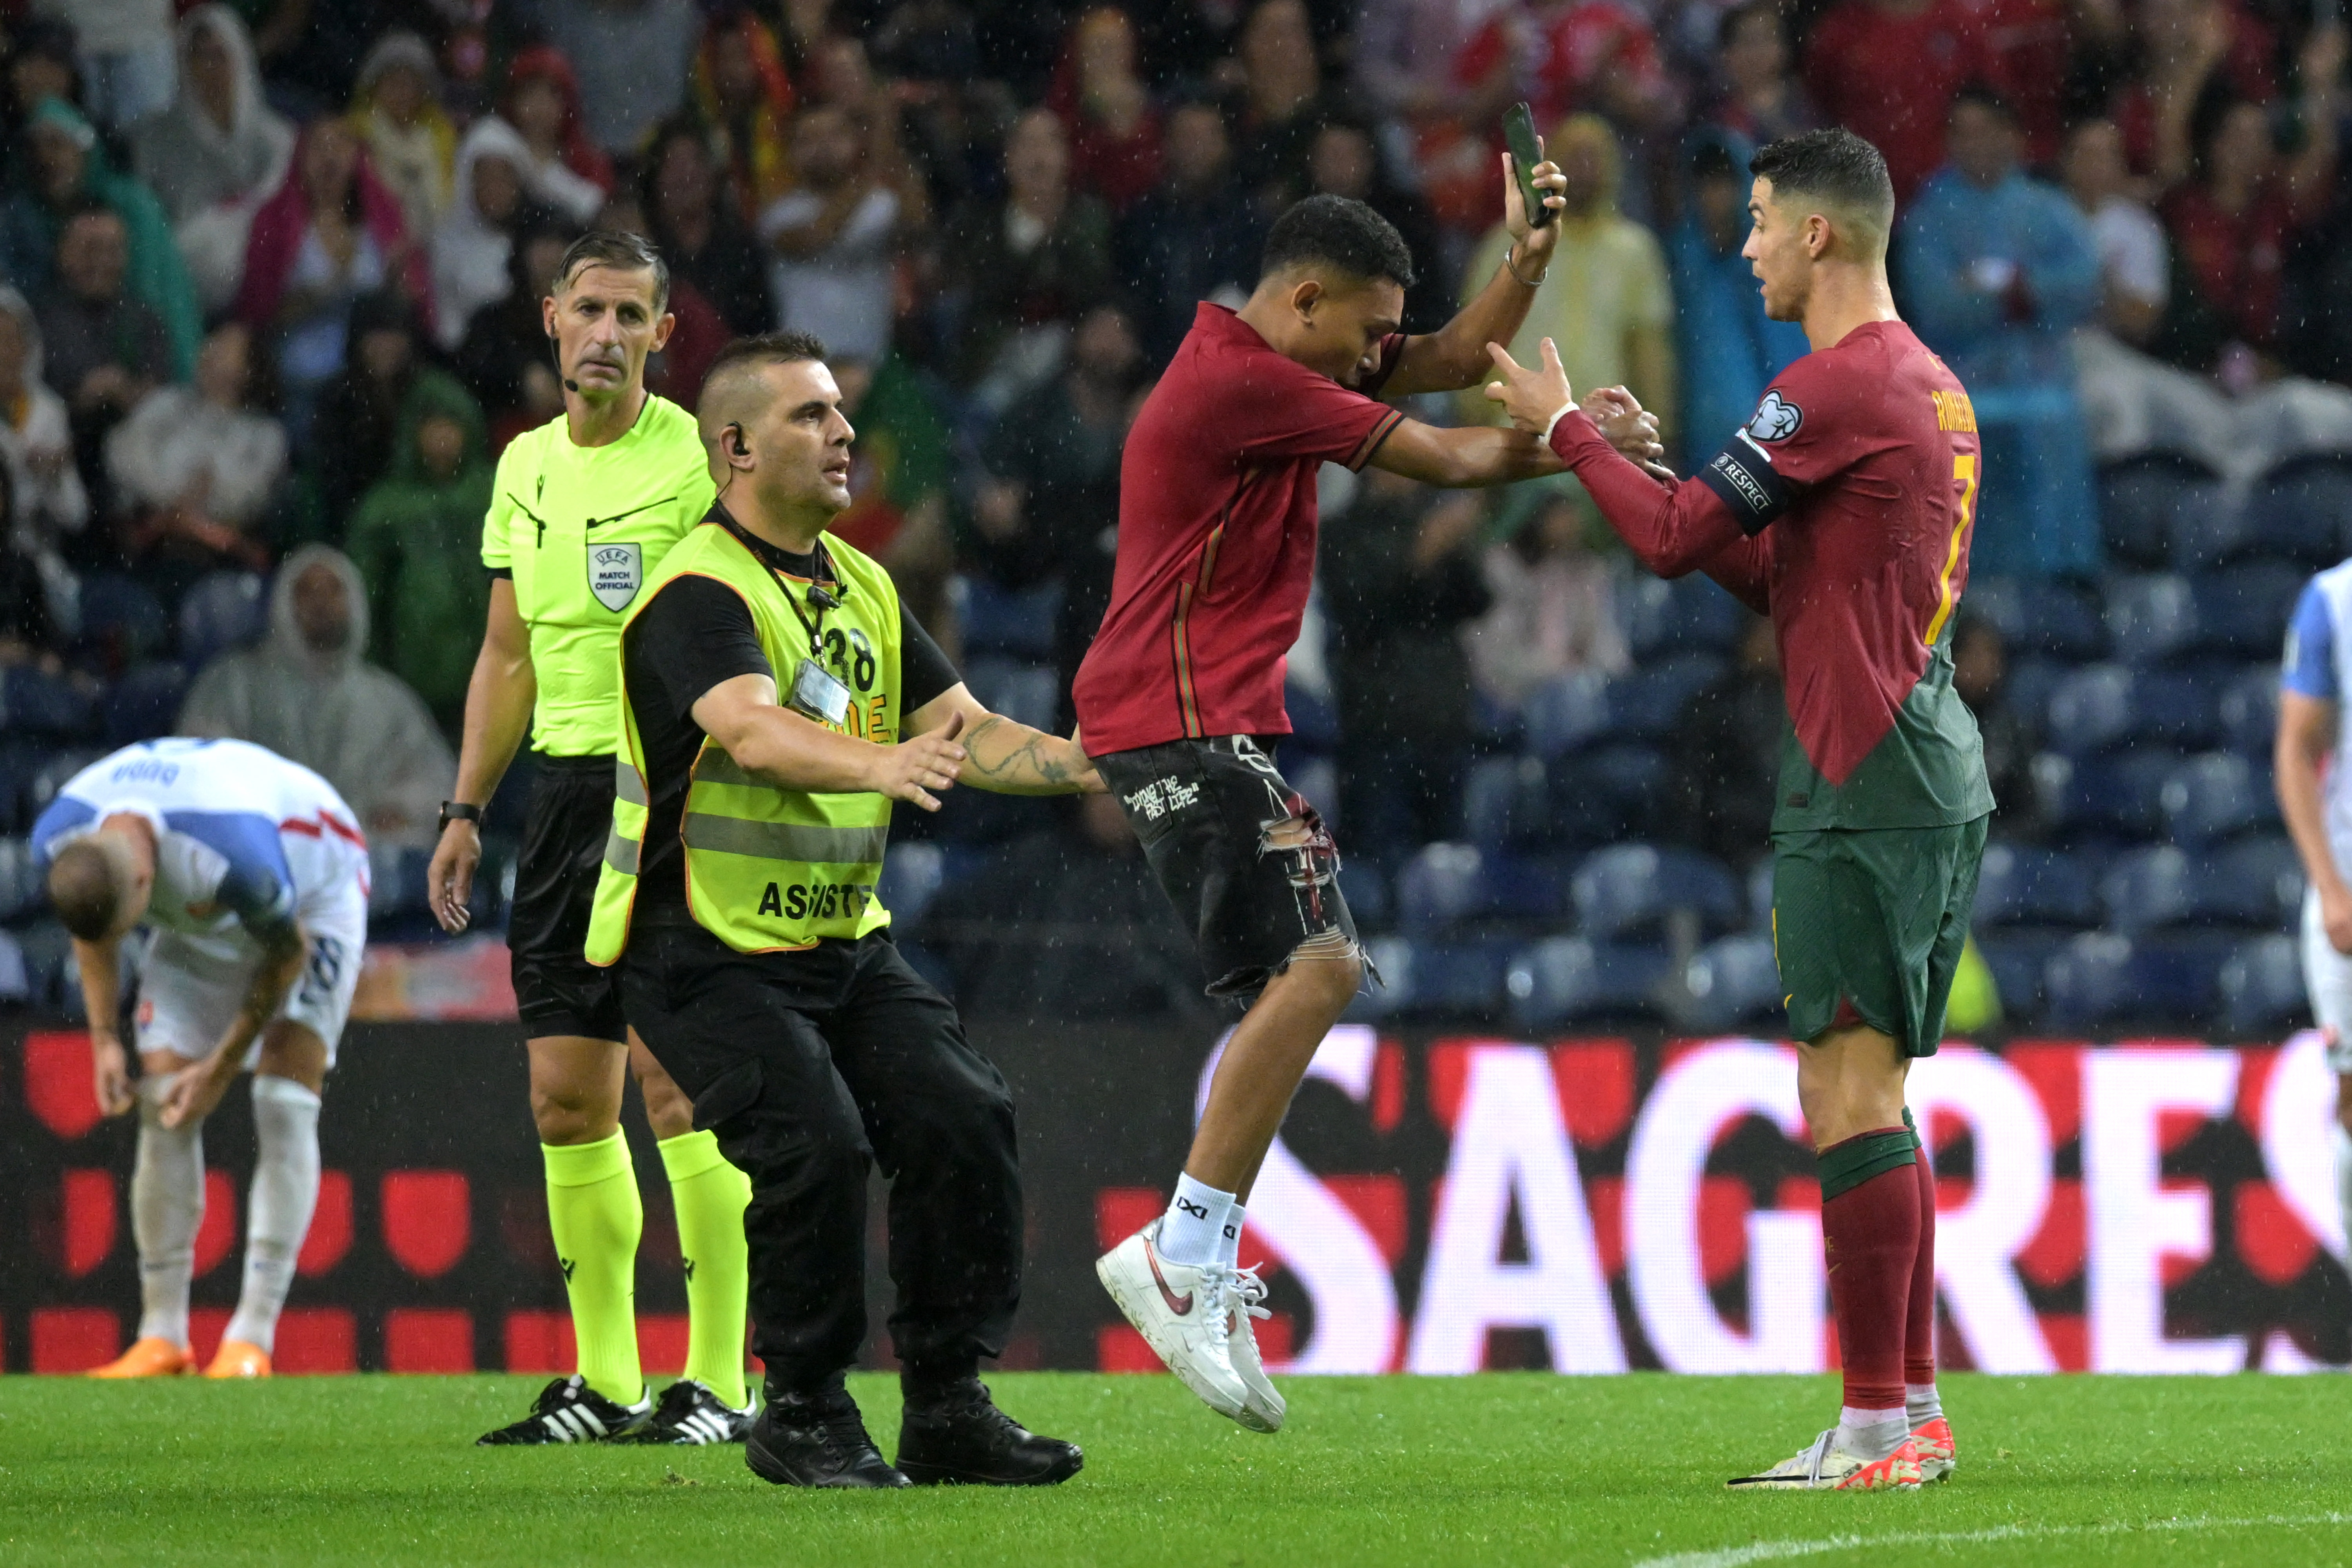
left=481, top=394, right=717, bottom=757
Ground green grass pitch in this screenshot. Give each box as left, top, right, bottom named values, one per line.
left=2, top=1372, right=2347, bottom=1566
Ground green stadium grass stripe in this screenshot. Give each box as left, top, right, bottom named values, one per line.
left=1638, top=1512, right=2352, bottom=1568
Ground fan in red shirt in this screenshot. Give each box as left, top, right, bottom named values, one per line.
left=1801, top=0, right=1988, bottom=201
left=1082, top=154, right=1664, bottom=1435
left=1489, top=127, right=1988, bottom=1492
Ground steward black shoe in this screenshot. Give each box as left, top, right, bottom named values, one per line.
left=476, top=1374, right=652, bottom=1445
left=896, top=1379, right=1083, bottom=1486
left=746, top=1388, right=909, bottom=1488
left=631, top=1379, right=754, bottom=1445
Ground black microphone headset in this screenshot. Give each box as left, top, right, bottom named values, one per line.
left=547, top=327, right=579, bottom=393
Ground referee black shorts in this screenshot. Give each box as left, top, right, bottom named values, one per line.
left=509, top=751, right=627, bottom=1044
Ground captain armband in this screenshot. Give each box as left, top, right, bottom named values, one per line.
left=1694, top=430, right=1794, bottom=537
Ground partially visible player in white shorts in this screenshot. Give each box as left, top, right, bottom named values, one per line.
left=2275, top=560, right=2352, bottom=1248
left=34, top=738, right=369, bottom=1378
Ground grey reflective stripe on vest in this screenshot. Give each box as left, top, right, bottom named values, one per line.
left=680, top=813, right=887, bottom=864
left=614, top=762, right=646, bottom=806
left=604, top=828, right=639, bottom=873
left=691, top=750, right=766, bottom=789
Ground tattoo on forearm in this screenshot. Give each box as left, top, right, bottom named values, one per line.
left=964, top=715, right=1072, bottom=789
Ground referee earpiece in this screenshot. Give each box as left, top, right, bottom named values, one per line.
left=727, top=423, right=750, bottom=460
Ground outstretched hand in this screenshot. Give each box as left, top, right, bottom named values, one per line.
left=1483, top=338, right=1574, bottom=434
left=876, top=710, right=967, bottom=811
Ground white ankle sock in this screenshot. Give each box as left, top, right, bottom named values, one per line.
left=1220, top=1203, right=1246, bottom=1269
left=1834, top=1406, right=1909, bottom=1462
left=2336, top=1126, right=2352, bottom=1254
left=223, top=1075, right=321, bottom=1355
left=132, top=1078, right=205, bottom=1347
left=1158, top=1173, right=1233, bottom=1267
left=1907, top=1382, right=1943, bottom=1427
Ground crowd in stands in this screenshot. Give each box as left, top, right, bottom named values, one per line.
left=3, top=0, right=2352, bottom=1037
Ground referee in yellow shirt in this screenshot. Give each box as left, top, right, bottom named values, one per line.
left=427, top=232, right=753, bottom=1446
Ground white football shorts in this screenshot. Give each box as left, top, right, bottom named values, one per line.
left=133, top=881, right=368, bottom=1071
left=2298, top=886, right=2352, bottom=1074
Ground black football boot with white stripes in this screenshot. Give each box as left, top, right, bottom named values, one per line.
left=633, top=1379, right=755, bottom=1445
left=476, top=1374, right=653, bottom=1445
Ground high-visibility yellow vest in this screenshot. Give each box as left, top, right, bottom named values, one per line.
left=585, top=518, right=904, bottom=963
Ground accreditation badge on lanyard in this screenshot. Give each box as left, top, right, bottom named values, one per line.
left=780, top=546, right=853, bottom=727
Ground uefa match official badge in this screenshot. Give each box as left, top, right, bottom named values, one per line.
left=589, top=543, right=644, bottom=612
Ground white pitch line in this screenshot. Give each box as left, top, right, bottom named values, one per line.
left=1633, top=1511, right=2352, bottom=1568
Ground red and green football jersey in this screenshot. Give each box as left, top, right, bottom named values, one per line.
left=1550, top=318, right=1994, bottom=833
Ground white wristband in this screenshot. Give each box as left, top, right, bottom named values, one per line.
left=1541, top=403, right=1575, bottom=446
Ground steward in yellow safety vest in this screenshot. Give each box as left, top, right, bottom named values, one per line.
left=596, top=331, right=1100, bottom=1489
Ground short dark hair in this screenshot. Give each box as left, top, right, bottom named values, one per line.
left=1750, top=128, right=1895, bottom=253
left=704, top=330, right=830, bottom=385
left=553, top=229, right=670, bottom=310
left=1949, top=82, right=2016, bottom=126
left=1260, top=193, right=1416, bottom=291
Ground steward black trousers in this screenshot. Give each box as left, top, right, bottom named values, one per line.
left=621, top=921, right=1023, bottom=1396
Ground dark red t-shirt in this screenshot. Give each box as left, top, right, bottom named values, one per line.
left=1549, top=320, right=1993, bottom=830
left=1074, top=304, right=1404, bottom=755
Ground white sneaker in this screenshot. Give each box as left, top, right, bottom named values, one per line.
left=1096, top=1220, right=1254, bottom=1427
left=1725, top=1429, right=1923, bottom=1491
left=1224, top=1264, right=1285, bottom=1433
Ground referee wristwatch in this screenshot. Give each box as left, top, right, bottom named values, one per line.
left=437, top=801, right=483, bottom=835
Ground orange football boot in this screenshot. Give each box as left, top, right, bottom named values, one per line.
left=203, top=1340, right=273, bottom=1379
left=1911, top=1415, right=1956, bottom=1482
left=89, top=1337, right=195, bottom=1378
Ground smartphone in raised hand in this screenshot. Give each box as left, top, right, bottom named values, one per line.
left=1503, top=101, right=1553, bottom=228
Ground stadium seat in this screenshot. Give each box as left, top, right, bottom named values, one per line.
left=2100, top=840, right=2301, bottom=933
left=1523, top=657, right=1722, bottom=758
left=1352, top=936, right=1509, bottom=1019
left=1972, top=843, right=2101, bottom=928
left=177, top=570, right=268, bottom=670
left=2098, top=453, right=2222, bottom=569
left=102, top=662, right=191, bottom=748
left=1396, top=842, right=1488, bottom=933
left=1338, top=860, right=1389, bottom=932
left=74, top=573, right=169, bottom=665
left=2217, top=664, right=2279, bottom=757
left=2044, top=664, right=2216, bottom=755
left=2103, top=574, right=2196, bottom=664
left=2219, top=934, right=2307, bottom=1033
left=1966, top=576, right=2108, bottom=661
left=2031, top=750, right=2183, bottom=843
left=1283, top=685, right=1340, bottom=755
left=1746, top=857, right=1774, bottom=931
left=2159, top=752, right=2274, bottom=849
left=2043, top=931, right=2227, bottom=1028
left=2189, top=563, right=2304, bottom=659
left=1548, top=743, right=1671, bottom=844
left=1285, top=755, right=1339, bottom=831
left=2200, top=836, right=2302, bottom=928
left=2244, top=455, right=2352, bottom=566
left=954, top=574, right=1061, bottom=661
left=1975, top=929, right=2067, bottom=1026
left=23, top=748, right=103, bottom=825
left=877, top=840, right=947, bottom=929
left=0, top=665, right=94, bottom=737
left=1569, top=843, right=1743, bottom=941
left=367, top=845, right=431, bottom=919
left=0, top=927, right=25, bottom=1005
left=1461, top=755, right=1546, bottom=848
left=962, top=658, right=1060, bottom=735
left=13, top=919, right=71, bottom=1014
left=1619, top=574, right=1744, bottom=660
left=0, top=835, right=41, bottom=922
left=1680, top=933, right=1783, bottom=1033
left=1505, top=936, right=1672, bottom=1028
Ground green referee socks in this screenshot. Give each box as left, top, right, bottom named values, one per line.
left=543, top=1131, right=644, bottom=1406
left=657, top=1130, right=751, bottom=1410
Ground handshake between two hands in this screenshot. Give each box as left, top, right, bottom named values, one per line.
left=1482, top=336, right=1677, bottom=483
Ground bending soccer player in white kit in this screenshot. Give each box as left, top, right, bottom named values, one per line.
left=34, top=738, right=369, bottom=1379
left=2276, top=565, right=2352, bottom=1248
